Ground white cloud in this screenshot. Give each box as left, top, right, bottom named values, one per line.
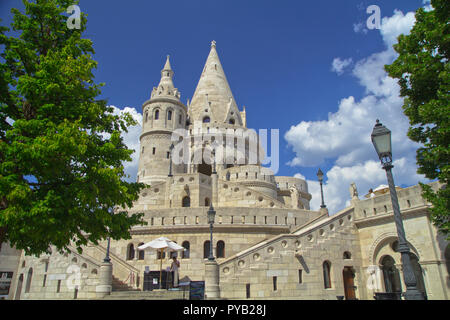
left=331, top=57, right=353, bottom=75
left=380, top=10, right=416, bottom=48
left=304, top=156, right=425, bottom=212
left=108, top=105, right=142, bottom=182
left=285, top=9, right=429, bottom=213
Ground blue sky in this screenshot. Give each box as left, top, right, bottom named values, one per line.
left=0, top=0, right=431, bottom=213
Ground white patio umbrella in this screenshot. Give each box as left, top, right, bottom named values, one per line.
left=138, top=237, right=185, bottom=289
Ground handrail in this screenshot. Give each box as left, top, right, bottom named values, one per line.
left=90, top=244, right=140, bottom=274
left=67, top=245, right=101, bottom=268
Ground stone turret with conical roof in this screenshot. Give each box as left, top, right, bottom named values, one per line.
left=188, top=41, right=243, bottom=127
left=139, top=56, right=187, bottom=183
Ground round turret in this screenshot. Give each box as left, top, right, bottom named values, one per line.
left=138, top=56, right=187, bottom=183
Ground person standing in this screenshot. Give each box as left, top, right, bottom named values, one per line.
left=170, top=256, right=180, bottom=287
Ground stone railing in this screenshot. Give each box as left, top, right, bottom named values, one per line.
left=128, top=205, right=321, bottom=232
left=218, top=206, right=354, bottom=271
left=87, top=244, right=140, bottom=289
left=352, top=183, right=438, bottom=221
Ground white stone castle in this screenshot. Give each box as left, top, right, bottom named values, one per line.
left=0, top=42, right=448, bottom=300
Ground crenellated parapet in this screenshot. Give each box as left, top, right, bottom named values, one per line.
left=352, top=181, right=441, bottom=221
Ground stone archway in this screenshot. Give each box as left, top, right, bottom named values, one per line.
left=369, top=232, right=422, bottom=265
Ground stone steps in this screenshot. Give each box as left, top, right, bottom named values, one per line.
left=103, top=289, right=186, bottom=300
left=112, top=275, right=140, bottom=292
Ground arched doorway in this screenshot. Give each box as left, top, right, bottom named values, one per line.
left=15, top=274, right=23, bottom=300
left=342, top=267, right=356, bottom=300
left=380, top=255, right=402, bottom=293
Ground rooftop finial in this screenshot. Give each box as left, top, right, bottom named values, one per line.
left=211, top=40, right=216, bottom=48
left=163, top=55, right=172, bottom=71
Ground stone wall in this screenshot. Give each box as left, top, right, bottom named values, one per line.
left=10, top=247, right=101, bottom=300
left=354, top=182, right=450, bottom=300
left=0, top=242, right=21, bottom=299
left=218, top=208, right=363, bottom=299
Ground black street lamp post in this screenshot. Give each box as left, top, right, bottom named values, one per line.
left=317, top=168, right=326, bottom=208
left=207, top=204, right=216, bottom=261
left=371, top=119, right=424, bottom=300
left=104, top=236, right=111, bottom=263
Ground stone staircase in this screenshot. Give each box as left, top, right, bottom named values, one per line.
left=112, top=275, right=140, bottom=292
left=103, top=289, right=186, bottom=300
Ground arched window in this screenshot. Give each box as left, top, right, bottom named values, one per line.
left=226, top=172, right=231, bottom=181
left=127, top=244, right=135, bottom=260
left=182, top=241, right=190, bottom=259
left=179, top=114, right=182, bottom=124
left=169, top=241, right=178, bottom=259
left=229, top=118, right=235, bottom=125
left=204, top=198, right=210, bottom=207
left=155, top=109, right=159, bottom=120
left=182, top=196, right=190, bottom=208
left=343, top=251, right=352, bottom=259
left=145, top=112, right=148, bottom=122
left=323, top=261, right=332, bottom=289
left=203, top=241, right=211, bottom=259
left=203, top=116, right=210, bottom=123
left=138, top=243, right=145, bottom=260
left=216, top=240, right=225, bottom=258
left=168, top=110, right=172, bottom=121
left=15, top=274, right=23, bottom=300
left=25, top=268, right=33, bottom=293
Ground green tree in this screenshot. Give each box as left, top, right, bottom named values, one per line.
left=385, top=0, right=449, bottom=237
left=0, top=0, right=146, bottom=256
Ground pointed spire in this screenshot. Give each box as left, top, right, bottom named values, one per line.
left=189, top=41, right=242, bottom=126
left=151, top=55, right=180, bottom=101
left=163, top=55, right=172, bottom=71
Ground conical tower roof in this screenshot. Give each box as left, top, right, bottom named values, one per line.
left=189, top=41, right=242, bottom=126
left=150, top=55, right=181, bottom=101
